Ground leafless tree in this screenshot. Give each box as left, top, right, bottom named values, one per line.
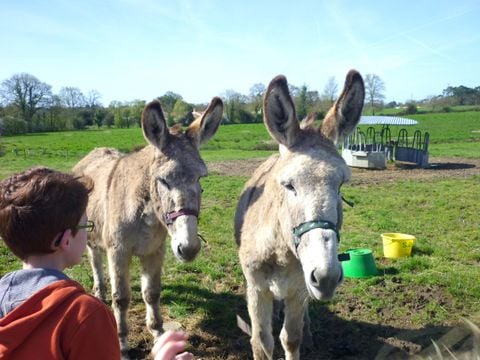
left=85, top=89, right=102, bottom=108
left=249, top=83, right=265, bottom=122
left=322, top=76, right=338, bottom=105
left=59, top=86, right=86, bottom=108
left=365, top=74, right=386, bottom=115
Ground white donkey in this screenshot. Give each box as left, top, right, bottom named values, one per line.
left=73, top=97, right=223, bottom=358
left=235, top=70, right=364, bottom=360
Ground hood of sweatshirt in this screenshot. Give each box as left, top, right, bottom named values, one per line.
left=0, top=279, right=85, bottom=355
left=0, top=268, right=69, bottom=318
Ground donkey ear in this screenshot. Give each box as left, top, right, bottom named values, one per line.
left=263, top=75, right=300, bottom=148
left=187, top=97, right=223, bottom=148
left=300, top=112, right=317, bottom=129
left=142, top=100, right=169, bottom=149
left=320, top=70, right=364, bottom=145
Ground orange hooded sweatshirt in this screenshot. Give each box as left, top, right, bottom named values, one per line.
left=0, top=279, right=120, bottom=360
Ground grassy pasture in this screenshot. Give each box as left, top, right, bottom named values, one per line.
left=0, top=110, right=480, bottom=358
left=0, top=110, right=478, bottom=177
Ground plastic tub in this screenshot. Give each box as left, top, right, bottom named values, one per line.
left=382, top=233, right=415, bottom=258
left=341, top=248, right=378, bottom=278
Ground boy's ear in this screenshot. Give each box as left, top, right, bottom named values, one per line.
left=51, top=230, right=71, bottom=250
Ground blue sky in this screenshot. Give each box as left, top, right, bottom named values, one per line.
left=1, top=0, right=479, bottom=106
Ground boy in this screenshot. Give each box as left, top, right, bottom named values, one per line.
left=0, top=166, right=121, bottom=359
left=0, top=167, right=193, bottom=360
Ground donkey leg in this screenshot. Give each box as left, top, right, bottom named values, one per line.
left=87, top=245, right=107, bottom=302
left=280, top=296, right=306, bottom=360
left=247, top=284, right=274, bottom=360
left=107, top=249, right=132, bottom=358
left=139, top=250, right=164, bottom=339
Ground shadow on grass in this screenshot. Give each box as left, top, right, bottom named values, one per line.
left=412, top=247, right=435, bottom=256
left=426, top=162, right=476, bottom=170
left=160, top=283, right=250, bottom=359
left=394, top=161, right=476, bottom=171
left=378, top=266, right=400, bottom=275
left=127, top=282, right=475, bottom=360
left=307, top=302, right=475, bottom=359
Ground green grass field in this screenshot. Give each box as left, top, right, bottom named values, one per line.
left=1, top=110, right=479, bottom=178
left=1, top=110, right=480, bottom=358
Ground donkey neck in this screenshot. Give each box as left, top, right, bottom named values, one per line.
left=257, top=157, right=298, bottom=263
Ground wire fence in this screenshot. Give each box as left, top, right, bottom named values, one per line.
left=8, top=147, right=87, bottom=160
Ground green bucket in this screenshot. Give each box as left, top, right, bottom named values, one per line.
left=341, top=248, right=378, bottom=278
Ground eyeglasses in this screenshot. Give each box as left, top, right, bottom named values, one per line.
left=54, top=220, right=95, bottom=246
left=75, top=220, right=95, bottom=233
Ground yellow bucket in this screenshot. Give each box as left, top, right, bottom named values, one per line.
left=382, top=233, right=415, bottom=258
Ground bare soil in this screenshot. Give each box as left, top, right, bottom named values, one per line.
left=207, top=156, right=480, bottom=185
left=127, top=157, right=479, bottom=359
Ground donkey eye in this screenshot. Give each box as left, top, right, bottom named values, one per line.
left=282, top=182, right=297, bottom=195
left=157, top=178, right=170, bottom=190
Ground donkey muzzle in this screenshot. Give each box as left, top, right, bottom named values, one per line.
left=168, top=211, right=201, bottom=262
left=308, top=266, right=343, bottom=300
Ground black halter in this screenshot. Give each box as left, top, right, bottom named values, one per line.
left=292, top=219, right=340, bottom=249
left=292, top=219, right=350, bottom=262
left=290, top=195, right=354, bottom=261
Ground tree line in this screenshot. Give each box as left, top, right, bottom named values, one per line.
left=1, top=72, right=479, bottom=136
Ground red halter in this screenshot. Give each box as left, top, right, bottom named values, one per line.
left=165, top=209, right=199, bottom=225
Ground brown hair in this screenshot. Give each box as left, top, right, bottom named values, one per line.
left=0, top=167, right=92, bottom=260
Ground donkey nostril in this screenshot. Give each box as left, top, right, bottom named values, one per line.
left=177, top=244, right=184, bottom=257
left=310, top=270, right=320, bottom=287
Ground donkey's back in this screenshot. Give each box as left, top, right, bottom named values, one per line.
left=74, top=147, right=124, bottom=206
left=74, top=147, right=123, bottom=240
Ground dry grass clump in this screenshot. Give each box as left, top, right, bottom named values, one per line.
left=415, top=318, right=480, bottom=360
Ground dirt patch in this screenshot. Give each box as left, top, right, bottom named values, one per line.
left=207, top=157, right=480, bottom=185
left=127, top=281, right=479, bottom=360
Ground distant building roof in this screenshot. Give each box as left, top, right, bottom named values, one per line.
left=359, top=116, right=418, bottom=126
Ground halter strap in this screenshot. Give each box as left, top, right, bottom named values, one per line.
left=292, top=219, right=340, bottom=249
left=165, top=209, right=198, bottom=225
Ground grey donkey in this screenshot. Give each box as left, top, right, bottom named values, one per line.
left=235, top=70, right=364, bottom=360
left=73, top=97, right=223, bottom=358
